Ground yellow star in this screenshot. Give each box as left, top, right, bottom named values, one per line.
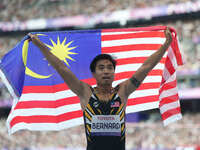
left=45, top=36, right=78, bottom=67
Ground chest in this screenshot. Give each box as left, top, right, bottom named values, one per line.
left=96, top=94, right=113, bottom=102
left=88, top=94, right=123, bottom=115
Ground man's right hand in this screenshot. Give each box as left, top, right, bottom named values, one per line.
left=28, top=33, right=43, bottom=47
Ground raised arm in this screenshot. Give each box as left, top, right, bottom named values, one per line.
left=28, top=34, right=91, bottom=100
left=120, top=28, right=172, bottom=99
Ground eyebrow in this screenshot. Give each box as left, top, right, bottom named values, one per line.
left=98, top=64, right=105, bottom=67
left=98, top=64, right=113, bottom=67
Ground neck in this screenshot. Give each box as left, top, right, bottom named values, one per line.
left=96, top=84, right=113, bottom=94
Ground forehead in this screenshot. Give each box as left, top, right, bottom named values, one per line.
left=96, top=59, right=113, bottom=66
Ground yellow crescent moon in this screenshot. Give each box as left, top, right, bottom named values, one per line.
left=22, top=39, right=52, bottom=79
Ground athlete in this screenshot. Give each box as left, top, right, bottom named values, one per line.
left=28, top=28, right=172, bottom=150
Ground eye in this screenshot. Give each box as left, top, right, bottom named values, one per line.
left=107, top=65, right=113, bottom=70
left=98, top=66, right=104, bottom=70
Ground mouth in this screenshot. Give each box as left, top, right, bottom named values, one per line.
left=102, top=77, right=110, bottom=80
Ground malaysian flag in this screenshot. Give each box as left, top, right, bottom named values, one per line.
left=0, top=26, right=183, bottom=134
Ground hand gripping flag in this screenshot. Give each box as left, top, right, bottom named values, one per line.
left=0, top=26, right=184, bottom=134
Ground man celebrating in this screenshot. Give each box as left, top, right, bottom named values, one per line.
left=28, top=28, right=172, bottom=150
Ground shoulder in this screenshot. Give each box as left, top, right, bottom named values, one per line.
left=114, top=84, right=120, bottom=93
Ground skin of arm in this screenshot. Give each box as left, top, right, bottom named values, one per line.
left=28, top=34, right=91, bottom=108
left=119, top=28, right=173, bottom=102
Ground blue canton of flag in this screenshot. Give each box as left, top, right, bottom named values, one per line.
left=1, top=30, right=101, bottom=95
left=0, top=29, right=102, bottom=134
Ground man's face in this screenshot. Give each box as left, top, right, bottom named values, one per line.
left=92, top=59, right=115, bottom=86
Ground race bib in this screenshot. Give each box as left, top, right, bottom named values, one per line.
left=91, top=115, right=121, bottom=136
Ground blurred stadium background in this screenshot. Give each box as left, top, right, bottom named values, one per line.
left=0, top=0, right=200, bottom=150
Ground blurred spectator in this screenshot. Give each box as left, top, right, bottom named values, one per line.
left=0, top=0, right=199, bottom=22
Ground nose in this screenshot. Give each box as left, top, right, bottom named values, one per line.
left=103, top=68, right=110, bottom=74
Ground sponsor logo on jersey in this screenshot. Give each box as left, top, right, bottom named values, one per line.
left=91, top=115, right=121, bottom=136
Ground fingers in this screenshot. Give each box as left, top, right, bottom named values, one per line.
left=27, top=33, right=39, bottom=42
left=28, top=33, right=32, bottom=37
left=27, top=33, right=33, bottom=42
left=28, top=33, right=36, bottom=39
left=164, top=27, right=172, bottom=44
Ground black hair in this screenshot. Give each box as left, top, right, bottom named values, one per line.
left=90, top=54, right=116, bottom=73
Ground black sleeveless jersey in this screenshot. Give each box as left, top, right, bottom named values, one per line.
left=83, top=88, right=126, bottom=150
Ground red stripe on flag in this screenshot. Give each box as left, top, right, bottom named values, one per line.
left=82, top=78, right=96, bottom=85
left=102, top=44, right=162, bottom=53
left=159, top=94, right=179, bottom=107
left=159, top=80, right=177, bottom=93
left=165, top=57, right=175, bottom=75
left=137, top=83, right=160, bottom=90
left=22, top=83, right=69, bottom=94
left=171, top=36, right=183, bottom=65
left=101, top=32, right=165, bottom=41
left=14, top=96, right=80, bottom=109
left=10, top=110, right=83, bottom=128
left=161, top=107, right=181, bottom=120
left=127, top=95, right=158, bottom=106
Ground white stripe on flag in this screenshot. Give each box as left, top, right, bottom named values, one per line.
left=126, top=101, right=159, bottom=113
left=20, top=89, right=75, bottom=101
left=143, top=76, right=162, bottom=83
left=9, top=103, right=81, bottom=118
left=109, top=51, right=157, bottom=59
left=10, top=117, right=84, bottom=134
left=129, top=89, right=158, bottom=99
left=160, top=87, right=178, bottom=99
left=160, top=101, right=180, bottom=114
left=163, top=114, right=182, bottom=126
left=162, top=67, right=171, bottom=82
left=101, top=31, right=159, bottom=36
left=115, top=63, right=164, bottom=73
left=112, top=76, right=162, bottom=87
